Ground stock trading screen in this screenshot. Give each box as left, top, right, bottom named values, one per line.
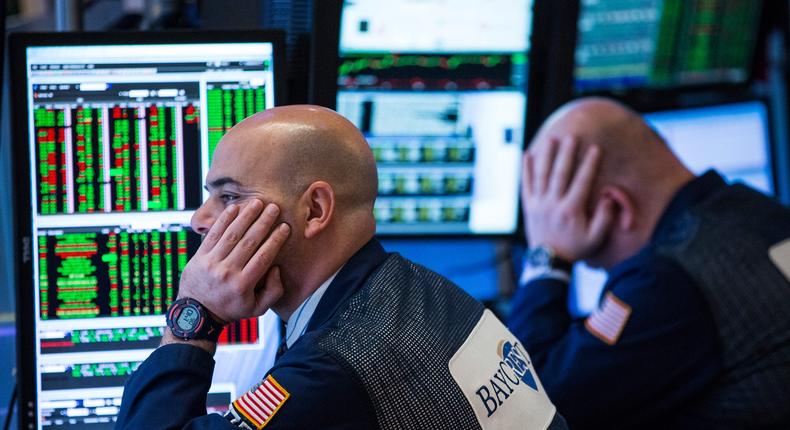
left=23, top=41, right=279, bottom=429
left=206, top=82, right=267, bottom=160
left=337, top=0, right=531, bottom=234
left=574, top=0, right=762, bottom=92
left=33, top=84, right=203, bottom=214
left=37, top=227, right=197, bottom=320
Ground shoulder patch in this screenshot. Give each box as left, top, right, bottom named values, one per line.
left=585, top=292, right=632, bottom=345
left=448, top=310, right=556, bottom=429
left=225, top=375, right=290, bottom=429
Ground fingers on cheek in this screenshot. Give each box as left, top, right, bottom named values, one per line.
left=223, top=230, right=240, bottom=246
left=205, top=229, right=222, bottom=244
left=276, top=223, right=290, bottom=240
left=221, top=205, right=239, bottom=224
left=239, top=236, right=258, bottom=253
left=252, top=250, right=275, bottom=269
left=264, top=203, right=280, bottom=219
left=204, top=207, right=236, bottom=241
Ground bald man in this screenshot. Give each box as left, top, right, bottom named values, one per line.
left=117, top=105, right=567, bottom=429
left=508, top=97, right=790, bottom=428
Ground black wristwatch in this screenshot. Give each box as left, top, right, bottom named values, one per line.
left=166, top=297, right=225, bottom=342
left=525, top=245, right=573, bottom=273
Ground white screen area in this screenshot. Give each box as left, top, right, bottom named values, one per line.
left=339, top=0, right=531, bottom=53
left=337, top=0, right=532, bottom=235
left=25, top=42, right=279, bottom=428
left=570, top=101, right=774, bottom=315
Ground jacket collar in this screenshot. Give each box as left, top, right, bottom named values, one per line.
left=650, top=169, right=726, bottom=243
left=606, top=170, right=726, bottom=280
left=304, top=238, right=389, bottom=333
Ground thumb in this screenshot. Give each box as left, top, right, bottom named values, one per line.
left=588, top=197, right=615, bottom=245
left=253, top=266, right=284, bottom=316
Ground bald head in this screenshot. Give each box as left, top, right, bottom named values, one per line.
left=196, top=105, right=379, bottom=317
left=528, top=97, right=694, bottom=268
left=534, top=97, right=690, bottom=199
left=217, top=105, right=378, bottom=214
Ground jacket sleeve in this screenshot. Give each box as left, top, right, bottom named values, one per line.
left=116, top=343, right=240, bottom=430
left=507, top=256, right=722, bottom=429
left=116, top=342, right=376, bottom=430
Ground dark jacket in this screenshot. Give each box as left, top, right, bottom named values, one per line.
left=118, top=239, right=567, bottom=429
left=508, top=170, right=790, bottom=429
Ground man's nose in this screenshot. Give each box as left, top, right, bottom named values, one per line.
left=190, top=202, right=218, bottom=235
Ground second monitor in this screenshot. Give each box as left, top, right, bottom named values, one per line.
left=336, top=0, right=533, bottom=235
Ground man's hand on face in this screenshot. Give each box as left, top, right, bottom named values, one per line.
left=522, top=137, right=614, bottom=263
left=177, top=199, right=291, bottom=324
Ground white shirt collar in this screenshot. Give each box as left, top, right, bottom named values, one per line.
left=284, top=267, right=342, bottom=348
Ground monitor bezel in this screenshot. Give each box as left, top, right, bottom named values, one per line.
left=312, top=0, right=536, bottom=239
left=9, top=29, right=286, bottom=429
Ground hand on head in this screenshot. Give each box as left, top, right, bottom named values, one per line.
left=523, top=97, right=694, bottom=268
left=522, top=136, right=615, bottom=263
left=178, top=199, right=291, bottom=324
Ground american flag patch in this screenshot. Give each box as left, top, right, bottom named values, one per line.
left=227, top=375, right=289, bottom=429
left=584, top=292, right=632, bottom=345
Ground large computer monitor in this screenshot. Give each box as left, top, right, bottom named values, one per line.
left=337, top=0, right=533, bottom=235
left=569, top=100, right=775, bottom=315
left=645, top=101, right=774, bottom=194
left=10, top=31, right=285, bottom=429
left=574, top=0, right=763, bottom=93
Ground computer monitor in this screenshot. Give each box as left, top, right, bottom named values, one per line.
left=337, top=0, right=533, bottom=235
left=574, top=0, right=763, bottom=93
left=569, top=100, right=775, bottom=316
left=9, top=31, right=285, bottom=429
left=645, top=101, right=774, bottom=195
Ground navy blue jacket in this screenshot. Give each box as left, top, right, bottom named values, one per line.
left=508, top=172, right=729, bottom=429
left=116, top=239, right=388, bottom=429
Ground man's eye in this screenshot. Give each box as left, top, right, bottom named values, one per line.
left=220, top=194, right=239, bottom=203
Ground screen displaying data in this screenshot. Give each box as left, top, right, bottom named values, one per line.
left=21, top=39, right=280, bottom=429
left=338, top=0, right=532, bottom=235
left=569, top=101, right=774, bottom=315
left=574, top=0, right=762, bottom=92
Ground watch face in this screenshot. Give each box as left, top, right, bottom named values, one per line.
left=529, top=247, right=551, bottom=266
left=176, top=305, right=201, bottom=332
left=167, top=297, right=221, bottom=341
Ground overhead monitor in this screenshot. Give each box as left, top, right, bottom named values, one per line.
left=569, top=100, right=774, bottom=316
left=10, top=31, right=284, bottom=429
left=574, top=0, right=763, bottom=93
left=337, top=0, right=533, bottom=235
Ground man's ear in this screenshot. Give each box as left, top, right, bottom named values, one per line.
left=300, top=181, right=335, bottom=239
left=599, top=184, right=636, bottom=231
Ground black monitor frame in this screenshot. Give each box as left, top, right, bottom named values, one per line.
left=9, top=29, right=285, bottom=429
